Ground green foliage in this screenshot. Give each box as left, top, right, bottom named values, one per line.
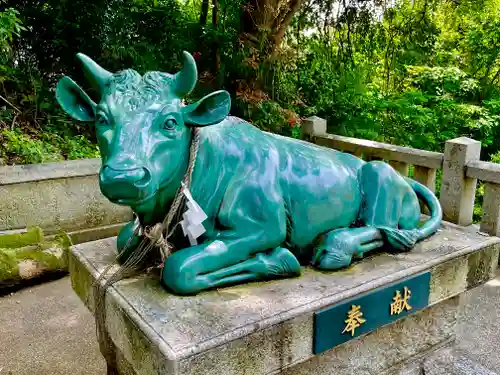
left=0, top=129, right=62, bottom=165
left=99, top=0, right=197, bottom=73
left=0, top=129, right=99, bottom=165
left=1, top=0, right=500, bottom=171
left=270, top=1, right=500, bottom=161
left=1, top=0, right=500, bottom=230
left=490, top=150, right=500, bottom=164
left=404, top=66, right=480, bottom=99
left=0, top=8, right=24, bottom=54
left=58, top=135, right=100, bottom=160
left=0, top=1, right=200, bottom=164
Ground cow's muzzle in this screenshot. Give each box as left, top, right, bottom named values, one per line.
left=99, top=165, right=153, bottom=203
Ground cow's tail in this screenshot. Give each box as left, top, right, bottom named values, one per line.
left=376, top=178, right=443, bottom=251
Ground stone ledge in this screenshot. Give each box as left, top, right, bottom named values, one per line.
left=100, top=298, right=460, bottom=375
left=66, top=222, right=125, bottom=245
left=2, top=222, right=126, bottom=246
left=380, top=340, right=454, bottom=375
left=69, top=222, right=500, bottom=375
left=0, top=158, right=101, bottom=186
left=378, top=343, right=500, bottom=375
left=467, top=160, right=500, bottom=185
left=0, top=172, right=132, bottom=233
left=276, top=297, right=458, bottom=375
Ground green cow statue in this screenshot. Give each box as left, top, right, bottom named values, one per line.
left=55, top=51, right=443, bottom=295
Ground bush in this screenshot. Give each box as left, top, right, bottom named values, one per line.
left=0, top=129, right=99, bottom=165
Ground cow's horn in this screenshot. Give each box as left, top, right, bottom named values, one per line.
left=173, top=51, right=198, bottom=98
left=76, top=53, right=112, bottom=94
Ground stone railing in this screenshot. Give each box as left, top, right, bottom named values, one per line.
left=0, top=158, right=132, bottom=244
left=302, top=116, right=500, bottom=237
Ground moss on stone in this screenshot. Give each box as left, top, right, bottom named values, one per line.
left=0, top=227, right=73, bottom=283
left=0, top=250, right=19, bottom=281
left=55, top=233, right=72, bottom=249
left=0, top=227, right=44, bottom=248
left=40, top=233, right=72, bottom=250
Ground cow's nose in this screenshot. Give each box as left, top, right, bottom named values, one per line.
left=100, top=166, right=151, bottom=187
left=99, top=166, right=152, bottom=202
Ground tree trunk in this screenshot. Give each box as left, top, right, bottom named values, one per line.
left=237, top=0, right=303, bottom=91
left=212, top=0, right=221, bottom=77
left=212, top=0, right=219, bottom=25
left=270, top=0, right=302, bottom=51
left=240, top=0, right=303, bottom=53
left=200, top=0, right=209, bottom=24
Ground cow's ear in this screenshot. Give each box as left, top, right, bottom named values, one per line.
left=56, top=76, right=97, bottom=122
left=182, top=90, right=231, bottom=127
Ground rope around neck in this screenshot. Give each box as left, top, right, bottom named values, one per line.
left=91, top=127, right=201, bottom=368
left=143, top=127, right=201, bottom=259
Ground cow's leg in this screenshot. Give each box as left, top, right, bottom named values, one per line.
left=312, top=227, right=384, bottom=270
left=116, top=218, right=142, bottom=263
left=313, top=161, right=421, bottom=270
left=163, top=245, right=301, bottom=294
left=161, top=182, right=301, bottom=295
left=206, top=247, right=300, bottom=282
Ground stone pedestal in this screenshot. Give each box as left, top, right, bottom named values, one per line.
left=69, top=222, right=500, bottom=375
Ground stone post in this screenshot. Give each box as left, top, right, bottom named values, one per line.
left=413, top=166, right=437, bottom=214
left=389, top=160, right=409, bottom=176
left=413, top=166, right=437, bottom=193
left=480, top=183, right=500, bottom=236
left=440, top=137, right=481, bottom=226
left=302, top=116, right=327, bottom=140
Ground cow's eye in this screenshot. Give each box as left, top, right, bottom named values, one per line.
left=96, top=115, right=109, bottom=127
left=163, top=118, right=177, bottom=131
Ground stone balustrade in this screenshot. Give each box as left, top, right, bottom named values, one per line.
left=0, top=159, right=132, bottom=289
left=0, top=158, right=132, bottom=244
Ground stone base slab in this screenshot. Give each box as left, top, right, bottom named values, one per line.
left=105, top=297, right=459, bottom=375
left=69, top=222, right=500, bottom=375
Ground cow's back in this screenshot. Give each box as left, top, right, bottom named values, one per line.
left=196, top=117, right=365, bottom=252
left=266, top=131, right=364, bottom=250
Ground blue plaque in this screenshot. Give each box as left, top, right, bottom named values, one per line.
left=313, top=272, right=431, bottom=354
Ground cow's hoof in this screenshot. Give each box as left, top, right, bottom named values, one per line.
left=312, top=228, right=356, bottom=270
left=254, top=247, right=302, bottom=277
left=312, top=246, right=352, bottom=270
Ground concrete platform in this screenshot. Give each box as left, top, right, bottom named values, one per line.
left=1, top=270, right=500, bottom=374
left=69, top=222, right=499, bottom=375
left=0, top=277, right=105, bottom=375
left=456, top=268, right=500, bottom=372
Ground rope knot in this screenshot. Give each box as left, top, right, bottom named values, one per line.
left=144, top=223, right=172, bottom=260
